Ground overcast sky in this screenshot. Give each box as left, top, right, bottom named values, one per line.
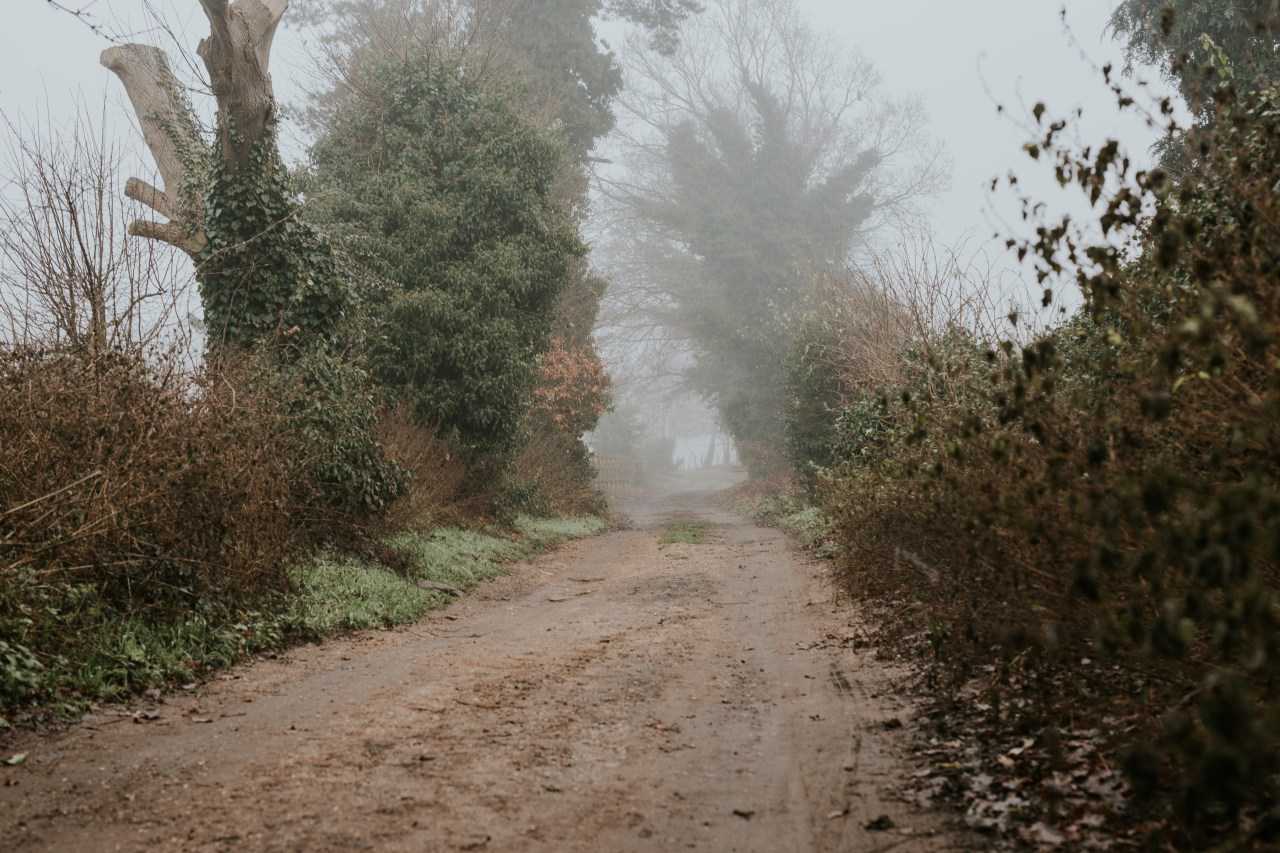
left=1, top=1, right=1176, bottom=277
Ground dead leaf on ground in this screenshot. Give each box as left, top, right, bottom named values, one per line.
left=732, top=808, right=755, bottom=820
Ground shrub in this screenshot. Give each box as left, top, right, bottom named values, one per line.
left=0, top=348, right=300, bottom=691
left=376, top=405, right=469, bottom=533
left=264, top=348, right=407, bottom=524
left=305, top=52, right=583, bottom=460
left=510, top=425, right=605, bottom=517
left=0, top=349, right=297, bottom=600
left=812, top=83, right=1280, bottom=844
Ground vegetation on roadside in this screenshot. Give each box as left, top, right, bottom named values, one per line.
left=1, top=1, right=631, bottom=723
left=769, top=8, right=1280, bottom=847
left=1, top=516, right=605, bottom=724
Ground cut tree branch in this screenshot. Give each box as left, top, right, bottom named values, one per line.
left=124, top=177, right=176, bottom=219
left=101, top=43, right=207, bottom=255
left=128, top=220, right=208, bottom=255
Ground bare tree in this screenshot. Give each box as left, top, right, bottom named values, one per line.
left=0, top=106, right=193, bottom=354
left=591, top=0, right=950, bottom=459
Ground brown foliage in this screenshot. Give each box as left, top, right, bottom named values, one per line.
left=813, top=84, right=1280, bottom=844
left=376, top=404, right=469, bottom=531
left=512, top=423, right=604, bottom=516
left=0, top=348, right=298, bottom=609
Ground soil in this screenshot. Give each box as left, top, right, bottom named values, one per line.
left=0, top=472, right=959, bottom=852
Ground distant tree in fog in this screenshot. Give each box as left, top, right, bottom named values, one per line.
left=602, top=0, right=946, bottom=474
left=294, top=0, right=701, bottom=158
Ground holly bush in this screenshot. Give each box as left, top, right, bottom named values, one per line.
left=305, top=52, right=583, bottom=462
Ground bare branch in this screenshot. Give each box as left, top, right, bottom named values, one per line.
left=128, top=220, right=208, bottom=255
left=124, top=177, right=176, bottom=219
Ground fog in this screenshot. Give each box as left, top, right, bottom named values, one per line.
left=2, top=2, right=1172, bottom=245
left=1, top=0, right=1178, bottom=466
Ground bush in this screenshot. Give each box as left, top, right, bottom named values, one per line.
left=510, top=425, right=605, bottom=517
left=0, top=349, right=297, bottom=602
left=376, top=405, right=469, bottom=532
left=264, top=348, right=407, bottom=523
left=0, top=348, right=300, bottom=697
left=811, top=84, right=1280, bottom=844
left=306, top=52, right=583, bottom=460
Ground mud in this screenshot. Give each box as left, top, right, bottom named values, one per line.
left=0, top=475, right=956, bottom=852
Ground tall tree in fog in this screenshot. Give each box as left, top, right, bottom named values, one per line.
left=292, top=0, right=701, bottom=459
left=295, top=0, right=701, bottom=158
left=469, top=1, right=699, bottom=156
left=603, top=0, right=945, bottom=473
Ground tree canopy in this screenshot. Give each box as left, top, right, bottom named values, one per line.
left=305, top=52, right=583, bottom=458
left=602, top=0, right=945, bottom=470
left=1110, top=0, right=1280, bottom=116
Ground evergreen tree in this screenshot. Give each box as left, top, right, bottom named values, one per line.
left=306, top=53, right=583, bottom=459
left=1111, top=0, right=1280, bottom=117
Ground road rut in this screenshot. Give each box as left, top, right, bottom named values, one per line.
left=1, top=492, right=951, bottom=852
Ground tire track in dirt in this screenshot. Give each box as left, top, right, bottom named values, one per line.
left=1, top=486, right=957, bottom=852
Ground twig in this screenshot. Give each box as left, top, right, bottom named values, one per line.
left=0, top=470, right=102, bottom=518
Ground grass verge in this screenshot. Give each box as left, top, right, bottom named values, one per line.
left=733, top=491, right=836, bottom=558
left=2, top=515, right=607, bottom=726
left=659, top=521, right=710, bottom=545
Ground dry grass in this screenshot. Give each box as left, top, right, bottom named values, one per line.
left=376, top=404, right=469, bottom=531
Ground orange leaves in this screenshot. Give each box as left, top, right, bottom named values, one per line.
left=531, top=337, right=612, bottom=436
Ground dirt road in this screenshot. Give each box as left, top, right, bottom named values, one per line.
left=1, top=483, right=950, bottom=852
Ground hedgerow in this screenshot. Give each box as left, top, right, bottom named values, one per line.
left=796, top=80, right=1280, bottom=846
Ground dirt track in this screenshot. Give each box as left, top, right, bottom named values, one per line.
left=1, top=479, right=952, bottom=852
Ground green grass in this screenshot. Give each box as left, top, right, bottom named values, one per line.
left=287, top=515, right=609, bottom=639
left=286, top=556, right=436, bottom=638
left=284, top=515, right=608, bottom=640
left=2, top=515, right=608, bottom=723
left=736, top=494, right=837, bottom=558
left=660, top=521, right=709, bottom=545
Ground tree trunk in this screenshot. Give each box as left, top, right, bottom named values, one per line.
left=100, top=0, right=289, bottom=256
left=196, top=0, right=287, bottom=170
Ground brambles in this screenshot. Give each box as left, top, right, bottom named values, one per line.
left=795, top=79, right=1280, bottom=845
left=0, top=348, right=295, bottom=703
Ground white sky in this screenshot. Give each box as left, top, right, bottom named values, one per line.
left=1, top=1, right=1178, bottom=290
left=797, top=0, right=1176, bottom=250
